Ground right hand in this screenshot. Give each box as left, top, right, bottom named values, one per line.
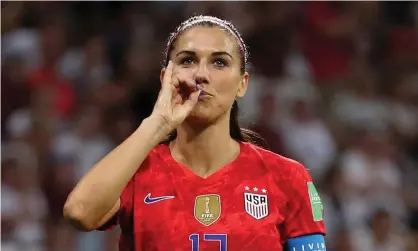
left=149, top=61, right=201, bottom=133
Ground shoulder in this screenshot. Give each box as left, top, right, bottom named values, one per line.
left=148, top=143, right=169, bottom=159
left=128, top=144, right=171, bottom=179
left=142, top=143, right=170, bottom=163
left=244, top=142, right=310, bottom=183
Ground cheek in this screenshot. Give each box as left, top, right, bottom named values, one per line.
left=212, top=78, right=240, bottom=109
left=212, top=73, right=239, bottom=96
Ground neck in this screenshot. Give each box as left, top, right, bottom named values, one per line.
left=171, top=115, right=240, bottom=178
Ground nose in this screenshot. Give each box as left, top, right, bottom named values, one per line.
left=194, top=61, right=210, bottom=85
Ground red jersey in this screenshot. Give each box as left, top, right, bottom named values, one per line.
left=99, top=142, right=326, bottom=251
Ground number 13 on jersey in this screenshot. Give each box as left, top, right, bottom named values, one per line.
left=189, top=234, right=227, bottom=251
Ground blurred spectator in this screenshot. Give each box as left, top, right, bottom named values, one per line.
left=26, top=20, right=76, bottom=122
left=60, top=35, right=112, bottom=98
left=52, top=104, right=112, bottom=251
left=319, top=166, right=347, bottom=249
left=1, top=2, right=417, bottom=251
left=389, top=73, right=418, bottom=142
left=350, top=210, right=407, bottom=251
left=339, top=129, right=406, bottom=229
left=1, top=56, right=32, bottom=139
left=302, top=2, right=357, bottom=84
left=2, top=155, right=47, bottom=251
left=53, top=104, right=112, bottom=182
left=330, top=60, right=390, bottom=132
left=279, top=92, right=336, bottom=181
left=249, top=93, right=284, bottom=154
left=332, top=230, right=354, bottom=251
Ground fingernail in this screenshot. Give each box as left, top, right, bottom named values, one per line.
left=196, top=83, right=202, bottom=90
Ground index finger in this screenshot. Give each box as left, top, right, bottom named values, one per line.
left=162, top=61, right=173, bottom=87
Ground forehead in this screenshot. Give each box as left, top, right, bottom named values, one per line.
left=174, top=27, right=238, bottom=56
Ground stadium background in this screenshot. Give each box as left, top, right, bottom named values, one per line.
left=1, top=2, right=418, bottom=251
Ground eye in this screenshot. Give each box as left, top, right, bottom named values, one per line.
left=213, top=58, right=227, bottom=68
left=180, top=57, right=196, bottom=65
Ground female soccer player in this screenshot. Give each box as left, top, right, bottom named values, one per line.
left=64, top=15, right=327, bottom=251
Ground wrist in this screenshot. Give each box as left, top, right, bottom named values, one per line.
left=136, top=116, right=173, bottom=144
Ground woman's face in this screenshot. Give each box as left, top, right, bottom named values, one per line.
left=162, top=26, right=249, bottom=124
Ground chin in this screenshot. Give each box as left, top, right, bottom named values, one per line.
left=184, top=104, right=218, bottom=125
left=185, top=111, right=213, bottom=125
left=185, top=101, right=229, bottom=126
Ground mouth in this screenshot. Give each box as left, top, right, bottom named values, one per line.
left=199, top=90, right=213, bottom=96
left=195, top=83, right=214, bottom=97
left=198, top=90, right=214, bottom=100
left=197, top=90, right=214, bottom=101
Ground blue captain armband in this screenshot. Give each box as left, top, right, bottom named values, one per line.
left=285, top=234, right=326, bottom=251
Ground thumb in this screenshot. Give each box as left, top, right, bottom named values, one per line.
left=182, top=90, right=201, bottom=115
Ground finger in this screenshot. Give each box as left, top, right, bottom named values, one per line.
left=175, top=83, right=188, bottom=101
left=173, top=71, right=196, bottom=90
left=175, top=77, right=198, bottom=101
left=172, top=91, right=183, bottom=104
left=162, top=61, right=173, bottom=87
left=175, top=77, right=197, bottom=93
left=181, top=78, right=197, bottom=90
left=182, top=90, right=201, bottom=114
left=158, top=61, right=175, bottom=103
left=175, top=86, right=181, bottom=95
left=157, top=83, right=174, bottom=102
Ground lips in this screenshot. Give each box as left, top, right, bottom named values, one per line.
left=197, top=88, right=213, bottom=101
left=199, top=90, right=213, bottom=97
left=198, top=93, right=212, bottom=101
left=195, top=83, right=214, bottom=97
left=178, top=85, right=213, bottom=100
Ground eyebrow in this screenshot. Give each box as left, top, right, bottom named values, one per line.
left=175, top=50, right=233, bottom=59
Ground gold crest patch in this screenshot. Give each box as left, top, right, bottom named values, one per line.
left=194, top=194, right=221, bottom=226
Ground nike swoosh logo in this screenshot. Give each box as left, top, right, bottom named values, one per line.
left=144, top=193, right=175, bottom=204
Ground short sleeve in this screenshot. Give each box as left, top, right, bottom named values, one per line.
left=281, top=163, right=326, bottom=241
left=97, top=178, right=134, bottom=231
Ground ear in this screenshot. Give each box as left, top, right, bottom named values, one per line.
left=236, top=72, right=249, bottom=98
left=160, top=67, right=166, bottom=86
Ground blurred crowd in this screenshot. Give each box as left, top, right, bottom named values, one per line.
left=1, top=2, right=418, bottom=251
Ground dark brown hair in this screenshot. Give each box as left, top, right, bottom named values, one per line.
left=161, top=15, right=267, bottom=148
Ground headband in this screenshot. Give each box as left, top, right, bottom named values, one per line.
left=167, top=17, right=246, bottom=56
